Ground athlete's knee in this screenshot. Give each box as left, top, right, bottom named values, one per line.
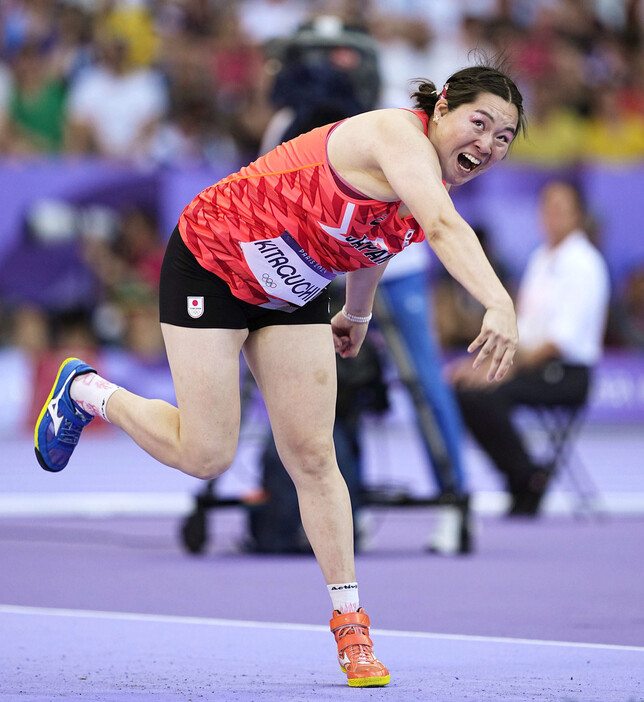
left=280, top=435, right=336, bottom=482
left=179, top=443, right=236, bottom=480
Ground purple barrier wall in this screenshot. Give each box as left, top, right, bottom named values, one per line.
left=1, top=160, right=643, bottom=409
left=588, top=351, right=644, bottom=423
left=2, top=160, right=642, bottom=294
left=0, top=159, right=238, bottom=309
left=580, top=165, right=644, bottom=283
left=0, top=160, right=157, bottom=263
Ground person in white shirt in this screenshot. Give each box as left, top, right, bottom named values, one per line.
left=450, top=180, right=610, bottom=516
left=65, top=32, right=168, bottom=161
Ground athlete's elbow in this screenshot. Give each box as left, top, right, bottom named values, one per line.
left=424, top=211, right=463, bottom=244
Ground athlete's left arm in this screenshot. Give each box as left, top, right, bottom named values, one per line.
left=332, top=264, right=388, bottom=358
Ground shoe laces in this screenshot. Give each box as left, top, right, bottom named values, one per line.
left=346, top=644, right=374, bottom=665
left=338, top=625, right=374, bottom=664
left=58, top=418, right=84, bottom=445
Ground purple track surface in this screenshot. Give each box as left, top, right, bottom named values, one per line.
left=1, top=510, right=643, bottom=701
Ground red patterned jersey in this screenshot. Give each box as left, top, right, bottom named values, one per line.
left=179, top=109, right=428, bottom=310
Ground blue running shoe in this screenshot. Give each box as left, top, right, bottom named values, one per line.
left=34, top=357, right=96, bottom=472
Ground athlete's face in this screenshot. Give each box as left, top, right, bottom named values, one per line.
left=430, top=93, right=519, bottom=186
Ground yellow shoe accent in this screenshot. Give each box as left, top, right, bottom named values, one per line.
left=34, top=357, right=80, bottom=451
left=347, top=674, right=391, bottom=688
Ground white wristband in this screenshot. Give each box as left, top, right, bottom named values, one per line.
left=341, top=306, right=372, bottom=324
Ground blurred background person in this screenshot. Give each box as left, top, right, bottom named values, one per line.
left=584, top=81, right=644, bottom=163
left=608, top=262, right=644, bottom=350
left=450, top=181, right=610, bottom=517
left=64, top=27, right=168, bottom=161
left=0, top=40, right=67, bottom=156
left=80, top=207, right=166, bottom=360
left=0, top=59, right=13, bottom=150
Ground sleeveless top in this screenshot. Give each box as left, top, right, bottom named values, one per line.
left=178, top=109, right=429, bottom=310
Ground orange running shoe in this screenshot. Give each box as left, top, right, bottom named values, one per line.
left=330, top=609, right=390, bottom=687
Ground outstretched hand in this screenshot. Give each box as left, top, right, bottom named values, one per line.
left=331, top=311, right=369, bottom=358
left=467, top=306, right=518, bottom=382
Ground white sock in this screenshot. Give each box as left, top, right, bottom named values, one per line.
left=327, top=582, right=360, bottom=613
left=70, top=373, right=120, bottom=422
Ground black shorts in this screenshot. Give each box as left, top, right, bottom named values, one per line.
left=159, top=227, right=331, bottom=331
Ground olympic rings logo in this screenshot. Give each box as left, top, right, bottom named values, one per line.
left=261, top=273, right=278, bottom=288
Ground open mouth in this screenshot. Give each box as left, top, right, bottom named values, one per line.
left=457, top=152, right=481, bottom=174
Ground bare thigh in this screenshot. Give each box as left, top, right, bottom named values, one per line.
left=243, top=324, right=337, bottom=479
left=161, top=323, right=248, bottom=471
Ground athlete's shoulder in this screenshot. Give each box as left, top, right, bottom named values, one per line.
left=345, top=108, right=426, bottom=129
left=329, top=109, right=427, bottom=152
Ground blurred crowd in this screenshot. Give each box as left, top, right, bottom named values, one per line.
left=1, top=0, right=644, bottom=409
left=1, top=0, right=643, bottom=166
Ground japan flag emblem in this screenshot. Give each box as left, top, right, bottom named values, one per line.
left=187, top=296, right=204, bottom=318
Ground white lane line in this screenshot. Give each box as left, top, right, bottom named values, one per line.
left=1, top=604, right=643, bottom=653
